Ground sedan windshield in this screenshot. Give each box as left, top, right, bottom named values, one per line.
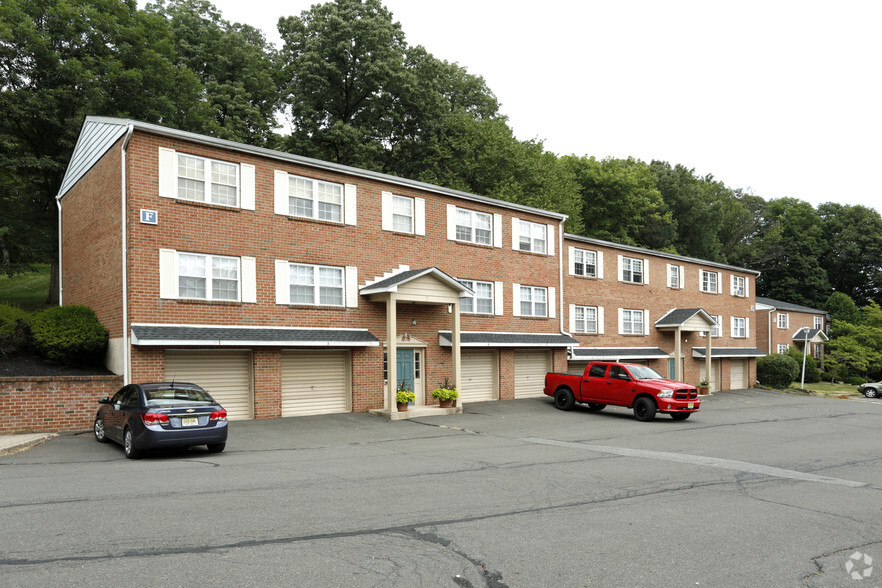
left=145, top=387, right=215, bottom=407
left=627, top=365, right=665, bottom=380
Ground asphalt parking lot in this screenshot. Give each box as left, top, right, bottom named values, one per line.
left=2, top=388, right=881, bottom=587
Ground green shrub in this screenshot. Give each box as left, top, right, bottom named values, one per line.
left=0, top=303, right=30, bottom=356
left=843, top=375, right=866, bottom=386
left=29, top=305, right=108, bottom=366
left=786, top=348, right=821, bottom=383
left=757, top=354, right=800, bottom=389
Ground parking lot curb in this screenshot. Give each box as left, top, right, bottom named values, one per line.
left=0, top=433, right=56, bottom=456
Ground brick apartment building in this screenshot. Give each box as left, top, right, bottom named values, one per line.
left=57, top=116, right=765, bottom=420
left=755, top=297, right=829, bottom=362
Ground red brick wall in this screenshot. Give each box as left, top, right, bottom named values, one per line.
left=0, top=376, right=123, bottom=433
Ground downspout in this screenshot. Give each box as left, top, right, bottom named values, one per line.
left=558, top=220, right=573, bottom=366
left=56, top=199, right=63, bottom=305
left=121, top=124, right=134, bottom=385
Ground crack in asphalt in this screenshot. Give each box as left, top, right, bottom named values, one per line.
left=0, top=478, right=726, bottom=568
left=395, top=528, right=508, bottom=588
left=803, top=540, right=882, bottom=586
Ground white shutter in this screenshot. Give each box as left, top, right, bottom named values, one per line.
left=446, top=204, right=457, bottom=240
left=617, top=255, right=624, bottom=281
left=158, top=148, right=176, bottom=198
left=643, top=310, right=650, bottom=335
left=547, top=224, right=555, bottom=256
left=746, top=317, right=750, bottom=338
left=345, top=266, right=358, bottom=308
left=716, top=272, right=722, bottom=293
left=241, top=256, right=257, bottom=303
left=730, top=316, right=737, bottom=337
left=548, top=286, right=556, bottom=318
left=493, top=214, right=503, bottom=248
left=598, top=307, right=605, bottom=334
left=381, top=191, right=393, bottom=231
left=597, top=251, right=604, bottom=279
left=274, top=170, right=289, bottom=216
left=344, top=184, right=357, bottom=225
left=679, top=266, right=685, bottom=289
left=240, top=163, right=255, bottom=210
left=618, top=308, right=624, bottom=334
left=511, top=217, right=520, bottom=250
left=745, top=276, right=750, bottom=297
left=494, top=281, right=503, bottom=316
left=159, top=249, right=177, bottom=299
left=643, top=258, right=650, bottom=284
left=666, top=264, right=674, bottom=288
left=414, top=197, right=426, bottom=235
left=512, top=283, right=521, bottom=317
left=568, top=247, right=576, bottom=276
left=275, top=260, right=290, bottom=305
left=569, top=304, right=576, bottom=332
left=730, top=275, right=736, bottom=295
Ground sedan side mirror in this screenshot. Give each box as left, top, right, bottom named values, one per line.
left=98, top=397, right=110, bottom=405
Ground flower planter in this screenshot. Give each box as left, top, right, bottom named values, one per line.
left=396, top=401, right=409, bottom=412
left=699, top=386, right=709, bottom=395
left=438, top=400, right=453, bottom=408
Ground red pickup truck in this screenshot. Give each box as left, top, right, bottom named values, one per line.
left=544, top=362, right=700, bottom=421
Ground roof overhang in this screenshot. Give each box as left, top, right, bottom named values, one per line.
left=792, top=328, right=829, bottom=343
left=359, top=267, right=473, bottom=298
left=569, top=347, right=669, bottom=361
left=691, top=347, right=766, bottom=358
left=131, top=324, right=379, bottom=347
left=438, top=331, right=578, bottom=348
left=655, top=308, right=716, bottom=330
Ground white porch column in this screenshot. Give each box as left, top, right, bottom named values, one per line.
left=387, top=294, right=397, bottom=412
left=705, top=332, right=712, bottom=389
left=452, top=299, right=461, bottom=404
left=674, top=326, right=682, bottom=382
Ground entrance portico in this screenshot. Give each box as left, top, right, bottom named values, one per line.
left=655, top=308, right=717, bottom=383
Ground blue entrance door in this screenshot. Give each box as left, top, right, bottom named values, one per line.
left=396, top=349, right=415, bottom=403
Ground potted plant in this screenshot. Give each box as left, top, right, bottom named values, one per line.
left=698, top=380, right=709, bottom=395
left=396, top=381, right=415, bottom=412
left=432, top=377, right=458, bottom=408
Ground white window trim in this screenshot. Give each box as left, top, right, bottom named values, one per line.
left=700, top=270, right=722, bottom=293
left=272, top=170, right=355, bottom=225
left=458, top=279, right=496, bottom=315
left=777, top=313, right=789, bottom=329
left=159, top=249, right=255, bottom=303
left=731, top=316, right=749, bottom=338
left=274, top=261, right=358, bottom=308
left=667, top=264, right=685, bottom=289
left=778, top=344, right=790, bottom=354
left=159, top=147, right=254, bottom=210
left=447, top=205, right=501, bottom=247
left=618, top=308, right=650, bottom=335
left=731, top=275, right=748, bottom=297
left=569, top=304, right=604, bottom=334
left=513, top=284, right=555, bottom=318
left=512, top=218, right=554, bottom=255
left=382, top=191, right=425, bottom=235
left=618, top=255, right=649, bottom=285
left=814, top=316, right=823, bottom=330
left=569, top=247, right=603, bottom=278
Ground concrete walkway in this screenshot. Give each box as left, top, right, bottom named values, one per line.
left=0, top=433, right=56, bottom=455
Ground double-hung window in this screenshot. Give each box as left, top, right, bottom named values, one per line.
left=731, top=275, right=746, bottom=297
left=621, top=309, right=645, bottom=335
left=519, top=286, right=547, bottom=317
left=777, top=313, right=789, bottom=329
left=177, top=253, right=239, bottom=301
left=455, top=209, right=492, bottom=245
left=288, top=175, right=343, bottom=222
left=518, top=220, right=547, bottom=253
left=710, top=315, right=722, bottom=337
left=668, top=265, right=682, bottom=289
left=814, top=316, right=823, bottom=330
left=701, top=270, right=719, bottom=293
left=459, top=279, right=494, bottom=314
left=621, top=257, right=644, bottom=284
left=289, top=263, right=344, bottom=306
left=392, top=195, right=415, bottom=233
left=732, top=317, right=747, bottom=338
left=778, top=344, right=790, bottom=354
left=176, top=154, right=239, bottom=206
left=574, top=306, right=598, bottom=334
left=573, top=249, right=597, bottom=277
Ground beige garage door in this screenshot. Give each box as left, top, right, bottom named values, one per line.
left=165, top=350, right=253, bottom=420
left=731, top=359, right=747, bottom=389
left=460, top=350, right=497, bottom=403
left=700, top=360, right=723, bottom=392
left=281, top=350, right=350, bottom=416
left=514, top=350, right=549, bottom=398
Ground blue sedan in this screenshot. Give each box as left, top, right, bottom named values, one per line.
left=93, top=382, right=228, bottom=459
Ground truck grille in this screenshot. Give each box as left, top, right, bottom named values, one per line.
left=673, top=390, right=698, bottom=400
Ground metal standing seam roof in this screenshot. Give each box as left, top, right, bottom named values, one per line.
left=438, top=331, right=579, bottom=348
left=57, top=116, right=568, bottom=222
left=691, top=347, right=766, bottom=358
left=130, top=324, right=379, bottom=347
left=569, top=347, right=669, bottom=361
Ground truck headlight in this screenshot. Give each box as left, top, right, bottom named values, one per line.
left=657, top=390, right=674, bottom=398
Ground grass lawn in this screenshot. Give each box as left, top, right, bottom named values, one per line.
left=0, top=264, right=52, bottom=312
left=798, top=381, right=862, bottom=398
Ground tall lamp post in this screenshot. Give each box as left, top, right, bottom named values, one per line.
left=801, top=328, right=810, bottom=388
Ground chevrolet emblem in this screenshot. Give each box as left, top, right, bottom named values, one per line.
left=186, top=409, right=195, bottom=413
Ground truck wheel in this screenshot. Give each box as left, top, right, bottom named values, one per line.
left=671, top=413, right=691, bottom=421
left=586, top=403, right=606, bottom=411
left=633, top=397, right=657, bottom=422
left=554, top=388, right=575, bottom=411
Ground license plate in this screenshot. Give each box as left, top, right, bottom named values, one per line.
left=687, top=403, right=694, bottom=409
left=181, top=417, right=199, bottom=427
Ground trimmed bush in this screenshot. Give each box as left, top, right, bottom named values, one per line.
left=0, top=303, right=30, bottom=356
left=786, top=348, right=821, bottom=383
left=757, top=353, right=800, bottom=389
left=29, top=305, right=108, bottom=366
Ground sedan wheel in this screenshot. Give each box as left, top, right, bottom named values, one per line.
left=93, top=417, right=109, bottom=443
left=864, top=388, right=878, bottom=398
left=123, top=428, right=140, bottom=460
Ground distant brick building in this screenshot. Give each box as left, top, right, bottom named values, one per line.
left=755, top=297, right=829, bottom=363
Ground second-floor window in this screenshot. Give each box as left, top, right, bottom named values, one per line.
left=731, top=275, right=746, bottom=297
left=732, top=316, right=747, bottom=338
left=778, top=344, right=789, bottom=353
left=574, top=305, right=599, bottom=334
left=519, top=286, right=547, bottom=317
left=814, top=316, right=823, bottom=330
left=620, top=309, right=645, bottom=335
left=289, top=263, right=344, bottom=306
left=178, top=253, right=239, bottom=301
left=288, top=175, right=343, bottom=222
left=777, top=313, right=789, bottom=329
left=459, top=279, right=494, bottom=314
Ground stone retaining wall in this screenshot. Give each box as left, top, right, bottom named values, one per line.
left=0, top=375, right=123, bottom=433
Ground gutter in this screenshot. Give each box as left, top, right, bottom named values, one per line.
left=121, top=124, right=134, bottom=385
